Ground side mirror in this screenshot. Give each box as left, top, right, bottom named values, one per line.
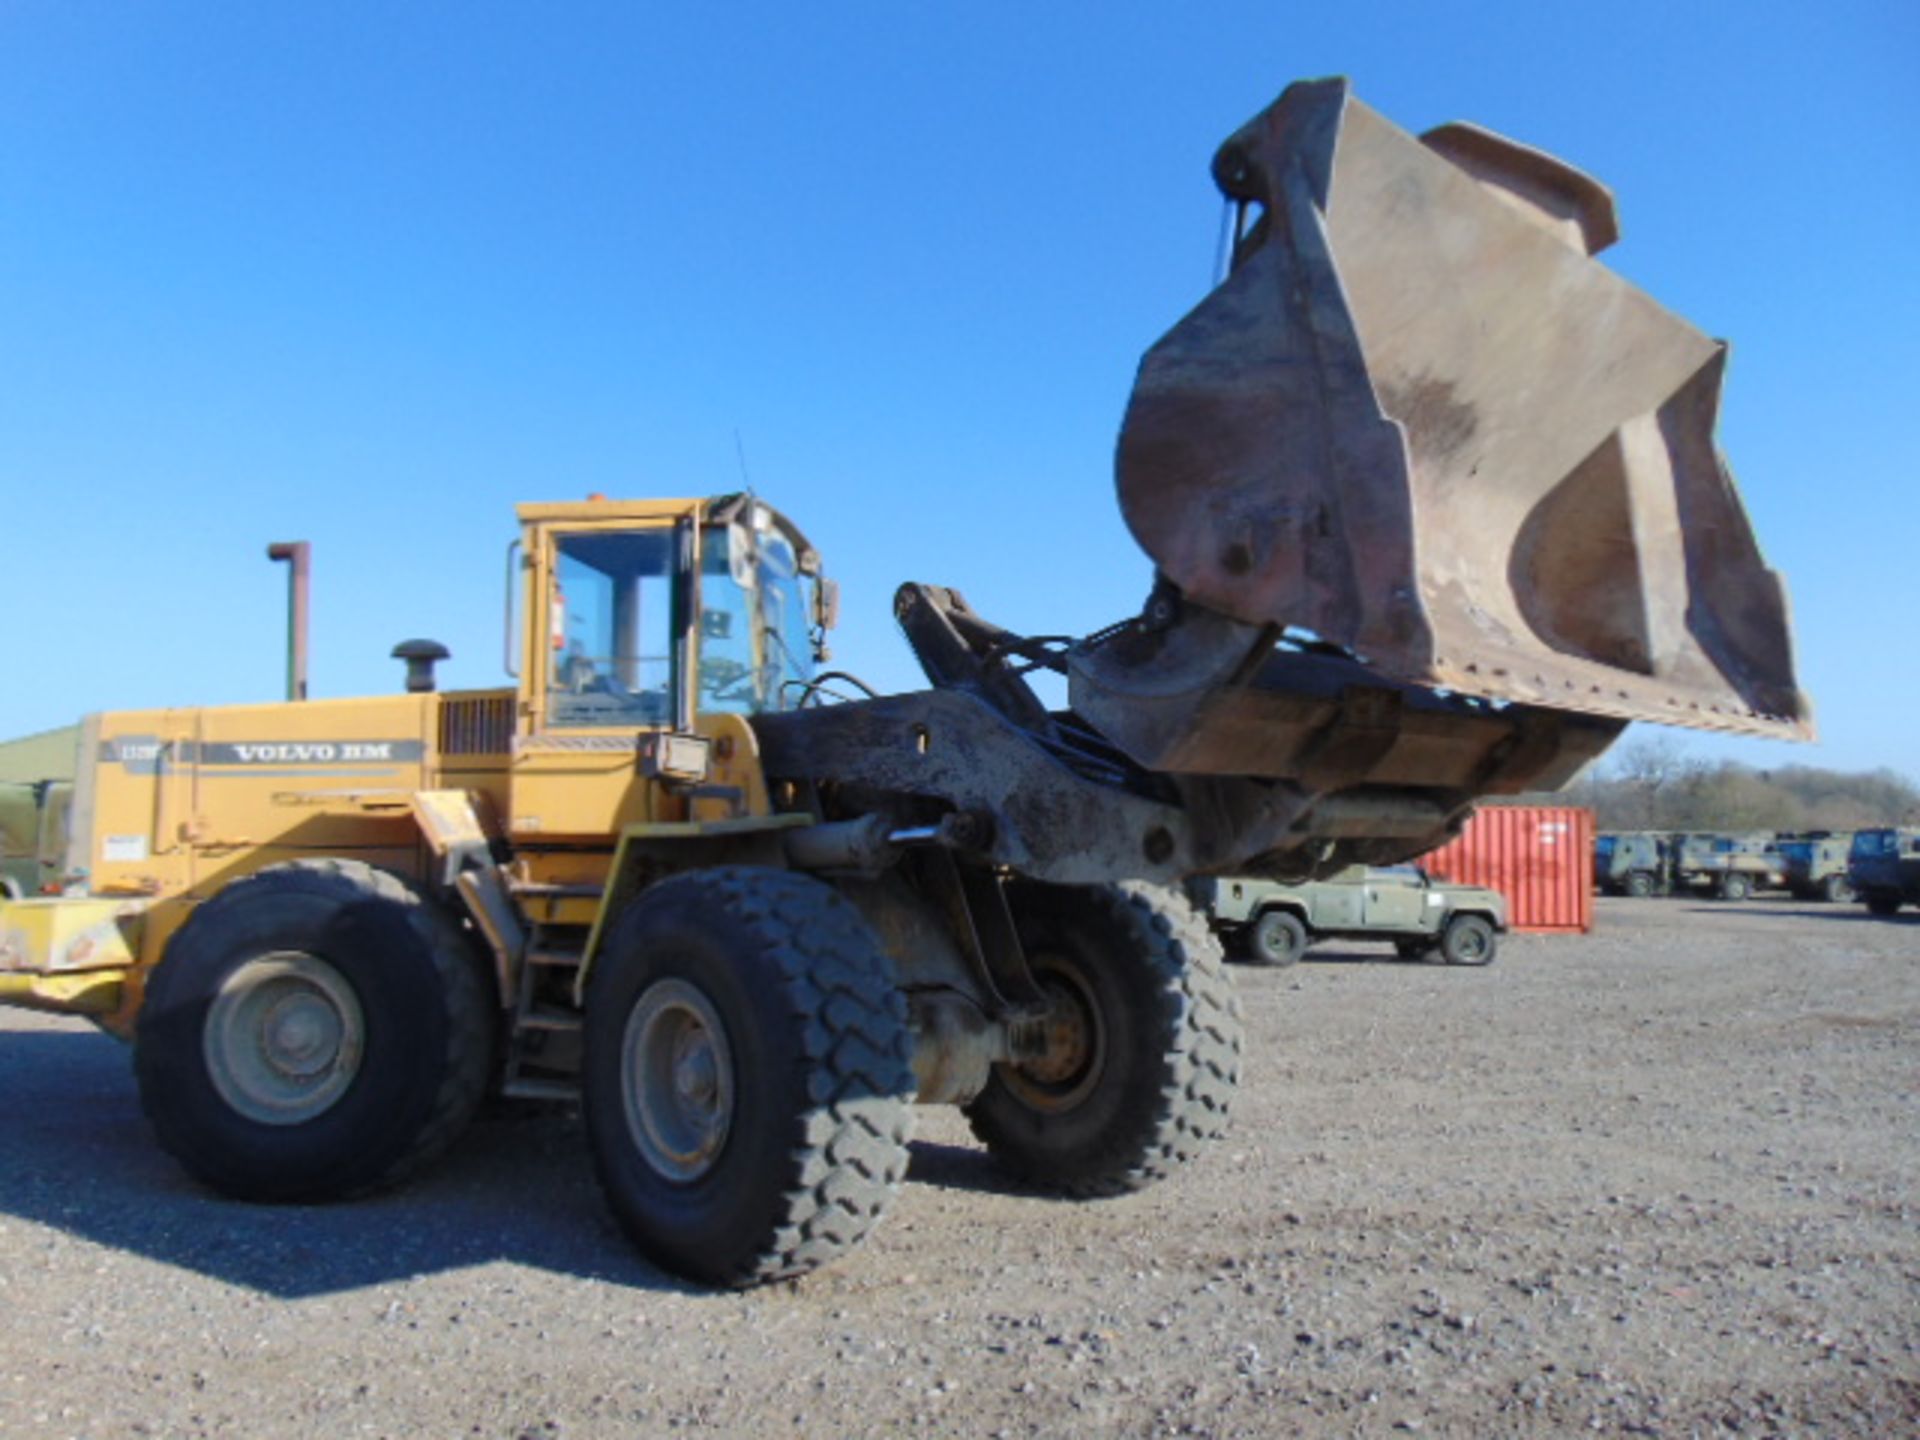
left=814, top=578, right=841, bottom=631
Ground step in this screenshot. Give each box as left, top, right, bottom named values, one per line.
left=518, top=1006, right=582, bottom=1033
left=508, top=882, right=605, bottom=899
left=524, top=948, right=585, bottom=968
left=499, top=1076, right=580, bottom=1103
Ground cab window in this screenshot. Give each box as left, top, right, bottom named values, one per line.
left=1851, top=830, right=1893, bottom=859
left=547, top=530, right=677, bottom=727
left=698, top=523, right=816, bottom=715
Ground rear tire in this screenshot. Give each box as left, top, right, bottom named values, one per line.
left=134, top=860, right=495, bottom=1202
left=1245, top=908, right=1308, bottom=967
left=1866, top=891, right=1901, bottom=917
left=582, top=867, right=915, bottom=1288
left=1822, top=874, right=1856, bottom=904
left=965, top=882, right=1241, bottom=1197
left=1718, top=873, right=1752, bottom=902
left=1440, top=913, right=1497, bottom=966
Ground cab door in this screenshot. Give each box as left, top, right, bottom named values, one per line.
left=508, top=520, right=690, bottom=842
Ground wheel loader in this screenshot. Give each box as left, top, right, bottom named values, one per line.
left=0, top=78, right=1806, bottom=1287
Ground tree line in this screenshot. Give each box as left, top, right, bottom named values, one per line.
left=1502, top=737, right=1920, bottom=834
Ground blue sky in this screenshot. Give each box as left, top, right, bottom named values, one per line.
left=2, top=3, right=1914, bottom=778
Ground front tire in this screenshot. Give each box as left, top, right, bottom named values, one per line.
left=1625, top=870, right=1656, bottom=899
left=1866, top=890, right=1901, bottom=917
left=965, top=882, right=1242, bottom=1197
left=1822, top=874, right=1856, bottom=904
left=134, top=860, right=495, bottom=1202
left=1718, top=873, right=1752, bottom=902
left=1440, top=913, right=1497, bottom=966
left=582, top=867, right=915, bottom=1288
left=1245, top=907, right=1308, bottom=967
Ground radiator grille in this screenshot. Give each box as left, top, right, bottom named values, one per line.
left=438, top=695, right=515, bottom=756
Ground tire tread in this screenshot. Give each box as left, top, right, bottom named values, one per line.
left=136, top=858, right=494, bottom=1200
left=586, top=867, right=915, bottom=1288
left=967, top=881, right=1243, bottom=1198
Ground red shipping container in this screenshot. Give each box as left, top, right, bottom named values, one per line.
left=1419, top=805, right=1594, bottom=934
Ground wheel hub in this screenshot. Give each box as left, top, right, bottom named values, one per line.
left=262, top=993, right=343, bottom=1076
left=1023, top=1000, right=1092, bottom=1086
left=672, top=1030, right=720, bottom=1106
left=203, top=952, right=365, bottom=1126
left=1001, top=953, right=1105, bottom=1113
left=623, top=978, right=736, bottom=1183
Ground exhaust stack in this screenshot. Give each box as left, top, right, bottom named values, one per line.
left=266, top=541, right=310, bottom=703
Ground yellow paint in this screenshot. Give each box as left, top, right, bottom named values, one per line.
left=7, top=495, right=806, bottom=1034
left=510, top=738, right=670, bottom=839
left=515, top=498, right=704, bottom=526
left=86, top=694, right=437, bottom=914
left=0, top=969, right=126, bottom=1015
left=0, top=896, right=145, bottom=975
left=693, top=712, right=773, bottom=822
left=410, top=789, right=498, bottom=857
left=576, top=812, right=813, bottom=999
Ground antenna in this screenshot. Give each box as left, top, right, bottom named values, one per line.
left=733, top=429, right=755, bottom=497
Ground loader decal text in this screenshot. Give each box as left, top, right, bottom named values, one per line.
left=101, top=737, right=425, bottom=773
left=207, top=741, right=422, bottom=764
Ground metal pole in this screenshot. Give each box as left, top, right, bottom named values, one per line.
left=266, top=541, right=310, bottom=701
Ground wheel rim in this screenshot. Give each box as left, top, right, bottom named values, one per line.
left=203, top=952, right=365, bottom=1125
left=1001, top=953, right=1106, bottom=1113
left=1256, top=914, right=1299, bottom=962
left=622, top=977, right=736, bottom=1183
left=1453, top=925, right=1488, bottom=961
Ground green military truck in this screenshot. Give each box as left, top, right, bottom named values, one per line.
left=1669, top=832, right=1784, bottom=901
left=1775, top=831, right=1856, bottom=903
left=0, top=780, right=72, bottom=900
left=1194, top=866, right=1508, bottom=967
left=1847, top=828, right=1920, bottom=916
left=1596, top=830, right=1787, bottom=901
left=1594, top=831, right=1672, bottom=896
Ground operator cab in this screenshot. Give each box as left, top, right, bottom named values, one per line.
left=521, top=494, right=834, bottom=735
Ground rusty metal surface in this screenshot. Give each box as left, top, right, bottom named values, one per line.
left=754, top=692, right=1213, bottom=887
left=1067, top=601, right=1621, bottom=788
left=754, top=684, right=1601, bottom=887
left=1114, top=77, right=1807, bottom=739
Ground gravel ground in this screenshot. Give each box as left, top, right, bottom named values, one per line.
left=1, top=896, right=1915, bottom=1437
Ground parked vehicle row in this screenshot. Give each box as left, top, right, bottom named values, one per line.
left=1593, top=830, right=1785, bottom=900
left=1594, top=825, right=1920, bottom=919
